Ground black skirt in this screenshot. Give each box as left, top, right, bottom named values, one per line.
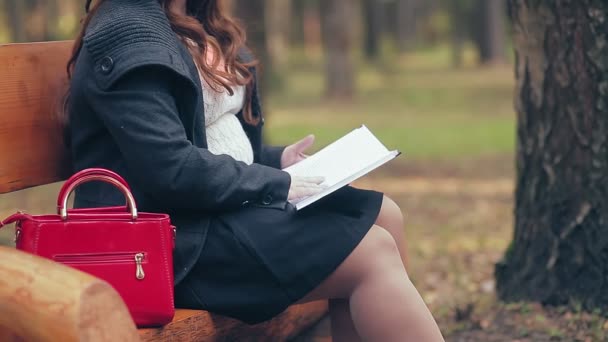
left=174, top=186, right=384, bottom=324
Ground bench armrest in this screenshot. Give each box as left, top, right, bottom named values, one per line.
left=0, top=246, right=139, bottom=341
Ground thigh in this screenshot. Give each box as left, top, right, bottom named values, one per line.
left=296, top=224, right=401, bottom=304
left=375, top=196, right=408, bottom=263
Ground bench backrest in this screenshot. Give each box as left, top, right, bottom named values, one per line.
left=0, top=41, right=73, bottom=194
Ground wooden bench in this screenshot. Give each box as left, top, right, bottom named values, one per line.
left=0, top=41, right=328, bottom=341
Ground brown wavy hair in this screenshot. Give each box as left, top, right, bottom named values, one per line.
left=67, top=0, right=259, bottom=124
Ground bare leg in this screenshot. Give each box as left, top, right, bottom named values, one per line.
left=328, top=196, right=409, bottom=341
left=375, top=196, right=409, bottom=267
left=298, top=226, right=444, bottom=341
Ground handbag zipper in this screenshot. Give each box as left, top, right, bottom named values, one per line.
left=11, top=211, right=26, bottom=245
left=54, top=252, right=146, bottom=280
left=135, top=252, right=145, bottom=280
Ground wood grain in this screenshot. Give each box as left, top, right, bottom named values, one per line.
left=0, top=41, right=73, bottom=194
left=0, top=246, right=139, bottom=342
left=140, top=302, right=328, bottom=342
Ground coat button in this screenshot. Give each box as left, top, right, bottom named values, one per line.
left=261, top=117, right=266, bottom=126
left=100, top=56, right=114, bottom=74
left=262, top=195, right=273, bottom=205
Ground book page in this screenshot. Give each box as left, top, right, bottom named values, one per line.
left=284, top=126, right=399, bottom=209
left=284, top=126, right=389, bottom=184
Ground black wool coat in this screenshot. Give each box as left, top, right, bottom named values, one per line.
left=68, top=0, right=291, bottom=284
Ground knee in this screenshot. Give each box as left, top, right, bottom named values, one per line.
left=380, top=196, right=405, bottom=228
left=377, top=197, right=406, bottom=246
left=364, top=226, right=404, bottom=274
left=331, top=226, right=406, bottom=298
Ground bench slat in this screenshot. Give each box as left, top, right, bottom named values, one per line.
left=140, top=303, right=328, bottom=342
left=0, top=42, right=73, bottom=194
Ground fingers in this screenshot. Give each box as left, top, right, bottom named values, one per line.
left=294, top=135, right=315, bottom=154
left=289, top=185, right=323, bottom=201
left=295, top=176, right=325, bottom=184
left=288, top=176, right=327, bottom=201
left=281, top=135, right=315, bottom=169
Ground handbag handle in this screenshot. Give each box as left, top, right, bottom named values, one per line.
left=62, top=168, right=132, bottom=191
left=57, top=169, right=138, bottom=221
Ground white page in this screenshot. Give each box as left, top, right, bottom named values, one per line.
left=284, top=125, right=399, bottom=209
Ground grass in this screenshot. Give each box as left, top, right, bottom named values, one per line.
left=266, top=45, right=515, bottom=160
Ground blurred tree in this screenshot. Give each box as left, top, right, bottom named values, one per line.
left=302, top=0, right=322, bottom=60
left=473, top=0, right=506, bottom=64
left=26, top=0, right=49, bottom=41
left=395, top=0, right=417, bottom=53
left=234, top=0, right=270, bottom=104
left=362, top=0, right=384, bottom=60
left=46, top=0, right=60, bottom=40
left=6, top=0, right=27, bottom=42
left=496, top=1, right=608, bottom=313
left=291, top=0, right=306, bottom=48
left=449, top=0, right=467, bottom=67
left=265, top=0, right=291, bottom=91
left=320, top=0, right=356, bottom=100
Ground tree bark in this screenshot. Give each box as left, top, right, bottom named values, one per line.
left=495, top=0, right=608, bottom=311
left=320, top=0, right=356, bottom=100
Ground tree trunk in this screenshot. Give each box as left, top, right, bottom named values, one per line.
left=320, top=0, right=356, bottom=100
left=234, top=0, right=269, bottom=104
left=265, top=0, right=291, bottom=91
left=302, top=0, right=322, bottom=61
left=6, top=0, right=27, bottom=42
left=25, top=1, right=51, bottom=42
left=474, top=0, right=506, bottom=64
left=291, top=0, right=305, bottom=47
left=449, top=0, right=467, bottom=68
left=395, top=0, right=417, bottom=53
left=46, top=0, right=59, bottom=41
left=495, top=0, right=608, bottom=311
left=362, top=0, right=384, bottom=61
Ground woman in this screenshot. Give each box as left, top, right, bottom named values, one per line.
left=68, top=0, right=444, bottom=340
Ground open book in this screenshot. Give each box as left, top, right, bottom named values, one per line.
left=284, top=125, right=400, bottom=210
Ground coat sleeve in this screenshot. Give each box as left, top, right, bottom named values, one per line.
left=260, top=145, right=285, bottom=169
left=83, top=65, right=291, bottom=212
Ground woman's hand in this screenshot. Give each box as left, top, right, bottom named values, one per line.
left=281, top=135, right=315, bottom=169
left=288, top=176, right=326, bottom=201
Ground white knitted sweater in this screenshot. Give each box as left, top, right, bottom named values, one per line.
left=200, top=75, right=254, bottom=165
left=186, top=38, right=254, bottom=165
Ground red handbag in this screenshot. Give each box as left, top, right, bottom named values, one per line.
left=0, top=168, right=176, bottom=327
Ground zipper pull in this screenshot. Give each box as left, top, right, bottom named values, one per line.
left=14, top=229, right=21, bottom=245
left=171, top=225, right=177, bottom=249
left=135, top=253, right=145, bottom=280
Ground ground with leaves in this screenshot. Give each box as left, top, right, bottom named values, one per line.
left=294, top=157, right=608, bottom=342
